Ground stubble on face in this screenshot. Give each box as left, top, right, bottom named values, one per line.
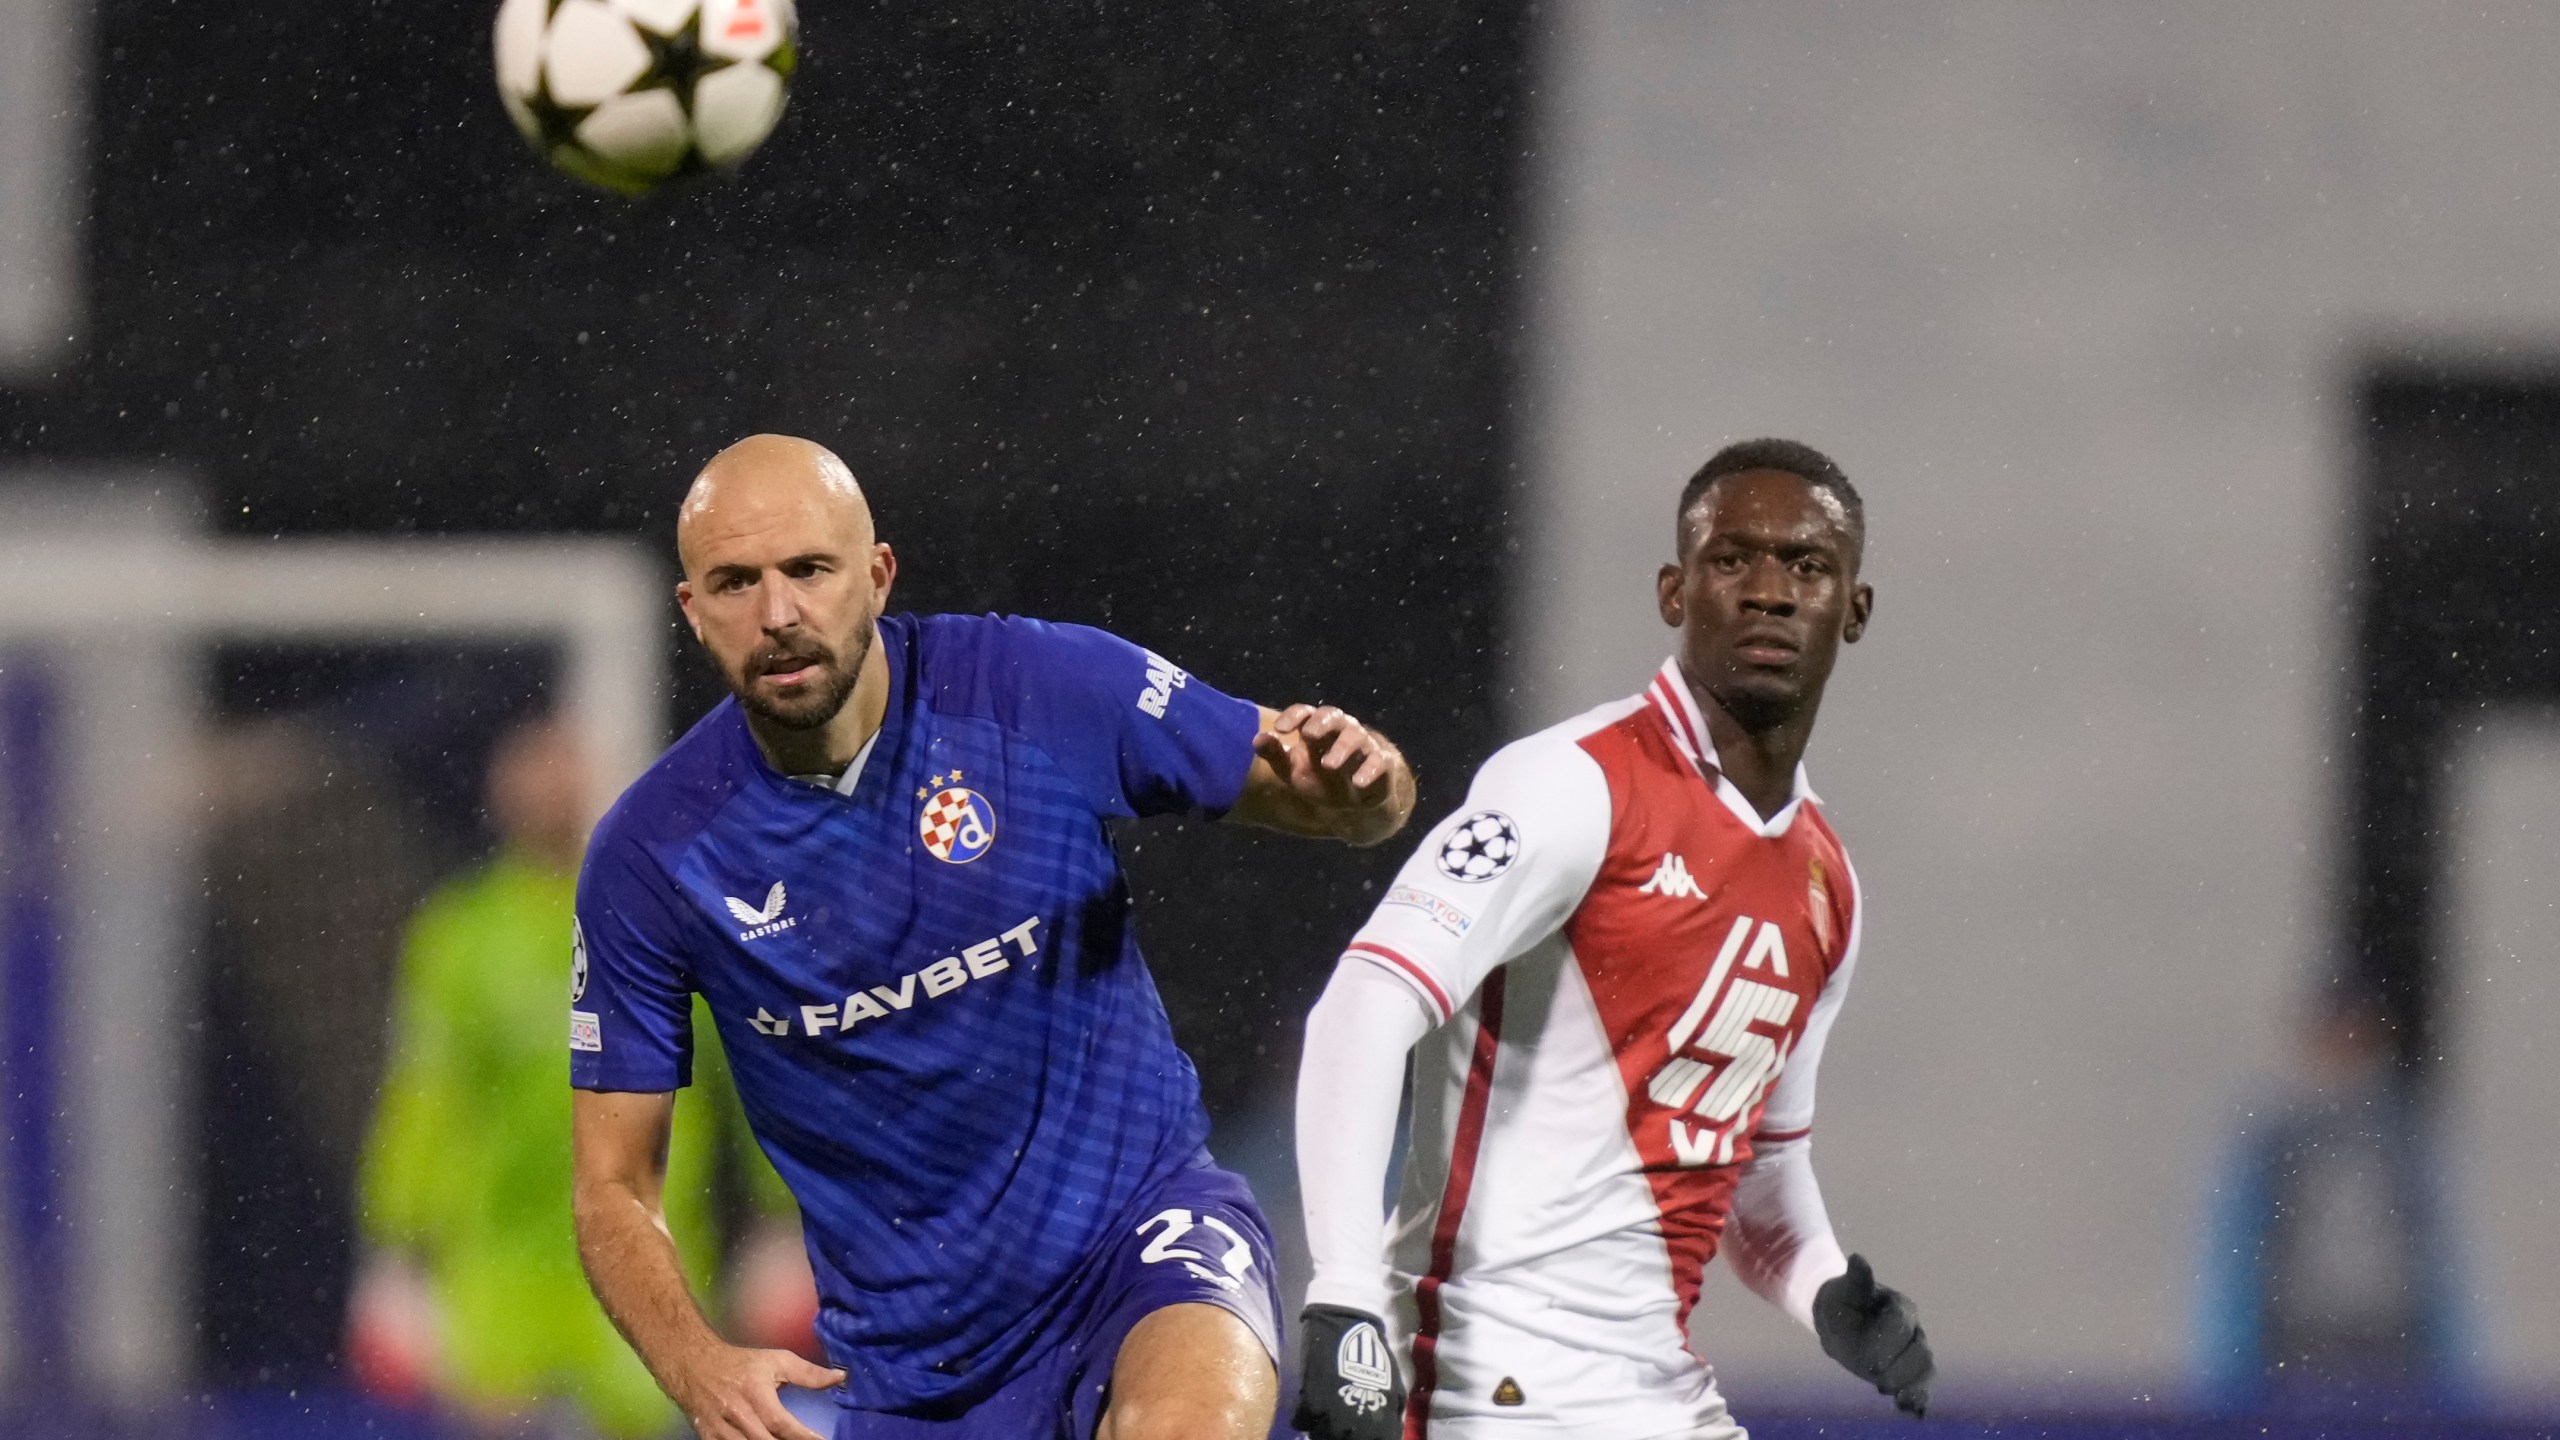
left=677, top=435, right=885, bottom=738
left=726, top=617, right=872, bottom=731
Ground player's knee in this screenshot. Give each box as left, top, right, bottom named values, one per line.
left=1103, top=1302, right=1276, bottom=1440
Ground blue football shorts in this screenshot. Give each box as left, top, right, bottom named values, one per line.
left=832, top=1162, right=1283, bottom=1440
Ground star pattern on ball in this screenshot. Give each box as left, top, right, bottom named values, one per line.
left=632, top=10, right=722, bottom=104
left=496, top=0, right=796, bottom=196
left=519, top=73, right=594, bottom=153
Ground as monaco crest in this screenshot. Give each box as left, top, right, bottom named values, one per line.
left=920, top=786, right=997, bottom=864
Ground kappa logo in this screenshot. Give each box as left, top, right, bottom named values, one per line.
left=1334, top=1320, right=1395, bottom=1416
left=724, top=881, right=797, bottom=940
left=1136, top=650, right=1188, bottom=719
left=1638, top=852, right=1708, bottom=900
left=748, top=916, right=1043, bottom=1038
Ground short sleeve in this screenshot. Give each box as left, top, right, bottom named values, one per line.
left=570, top=833, right=699, bottom=1093
left=983, top=618, right=1262, bottom=820
left=1337, top=731, right=1612, bottom=1021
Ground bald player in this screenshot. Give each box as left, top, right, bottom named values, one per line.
left=569, top=436, right=1417, bottom=1440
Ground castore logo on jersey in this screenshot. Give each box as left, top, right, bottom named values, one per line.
left=723, top=881, right=796, bottom=940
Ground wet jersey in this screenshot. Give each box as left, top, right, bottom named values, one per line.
left=570, top=612, right=1262, bottom=1413
left=1335, top=658, right=1862, bottom=1436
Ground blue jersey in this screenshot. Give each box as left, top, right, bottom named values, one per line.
left=570, top=613, right=1263, bottom=1412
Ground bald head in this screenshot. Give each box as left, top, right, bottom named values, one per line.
left=677, top=434, right=874, bottom=578
left=674, top=434, right=898, bottom=742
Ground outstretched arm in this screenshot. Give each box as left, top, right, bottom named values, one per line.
left=1299, top=961, right=1438, bottom=1313
left=1293, top=959, right=1438, bottom=1440
left=572, top=1089, right=843, bottom=1440
left=1228, top=704, right=1417, bottom=846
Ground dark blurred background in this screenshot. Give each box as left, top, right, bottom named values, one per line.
left=22, top=0, right=1531, bottom=1115
left=7, top=2, right=2560, bottom=1438
left=2, top=0, right=1533, bottom=1425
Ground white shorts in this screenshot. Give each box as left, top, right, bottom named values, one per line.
left=1412, top=1386, right=1746, bottom=1440
left=1399, top=1278, right=1748, bottom=1440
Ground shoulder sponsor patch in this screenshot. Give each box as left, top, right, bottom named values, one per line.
left=1136, top=649, right=1189, bottom=718
left=1382, top=884, right=1473, bottom=936
left=569, top=1009, right=602, bottom=1052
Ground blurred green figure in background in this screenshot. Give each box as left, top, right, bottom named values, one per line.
left=352, top=717, right=809, bottom=1439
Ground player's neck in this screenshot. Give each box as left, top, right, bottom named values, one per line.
left=1686, top=674, right=1816, bottom=821
left=744, top=641, right=892, bottom=779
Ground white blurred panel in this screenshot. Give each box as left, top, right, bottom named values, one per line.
left=0, top=481, right=667, bottom=1396
left=1521, top=0, right=2560, bottom=1397
left=0, top=0, right=84, bottom=374
left=0, top=483, right=197, bottom=1400
left=2445, top=719, right=2560, bottom=1395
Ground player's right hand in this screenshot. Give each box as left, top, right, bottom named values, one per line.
left=1292, top=1304, right=1407, bottom=1440
left=1813, top=1253, right=1934, bottom=1418
left=668, top=1342, right=845, bottom=1440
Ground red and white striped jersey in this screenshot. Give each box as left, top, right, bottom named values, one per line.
left=1330, top=658, right=1862, bottom=1437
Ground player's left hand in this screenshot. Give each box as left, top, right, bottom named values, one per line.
left=1813, top=1254, right=1934, bottom=1418
left=1292, top=1304, right=1406, bottom=1440
left=1251, top=704, right=1414, bottom=846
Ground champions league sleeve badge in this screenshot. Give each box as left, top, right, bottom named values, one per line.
left=920, top=784, right=998, bottom=863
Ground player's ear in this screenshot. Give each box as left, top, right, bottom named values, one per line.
left=1656, top=562, right=1685, bottom=627
left=674, top=580, right=706, bottom=641
left=869, top=542, right=897, bottom=609
left=1843, top=581, right=1874, bottom=643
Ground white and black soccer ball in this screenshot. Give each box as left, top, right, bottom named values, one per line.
left=494, top=0, right=798, bottom=196
left=1436, top=810, right=1520, bottom=883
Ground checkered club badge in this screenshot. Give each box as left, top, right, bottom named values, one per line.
left=920, top=786, right=998, bottom=864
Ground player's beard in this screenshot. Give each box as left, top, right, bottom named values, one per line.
left=730, top=621, right=872, bottom=731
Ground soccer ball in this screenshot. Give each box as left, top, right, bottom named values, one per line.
left=494, top=0, right=798, bottom=196
left=1437, top=811, right=1521, bottom=883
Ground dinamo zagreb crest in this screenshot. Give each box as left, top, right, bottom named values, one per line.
left=921, top=784, right=998, bottom=863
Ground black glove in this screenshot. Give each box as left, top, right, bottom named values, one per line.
left=1813, top=1253, right=1934, bottom=1418
left=1292, top=1304, right=1406, bottom=1440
